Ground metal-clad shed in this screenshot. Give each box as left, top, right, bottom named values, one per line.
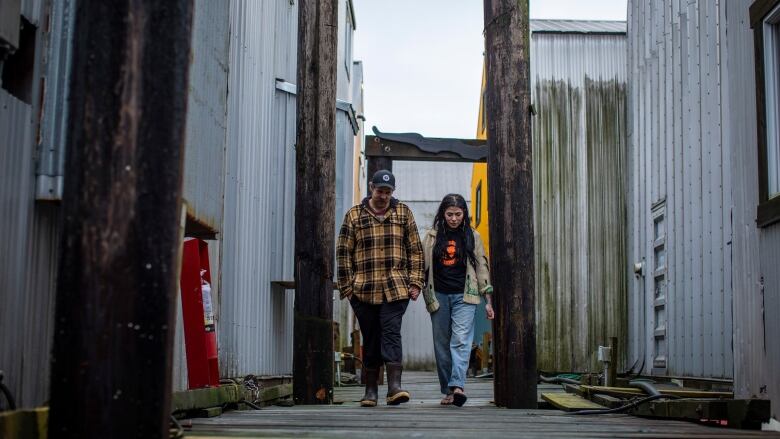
left=0, top=0, right=68, bottom=408
left=627, top=0, right=780, bottom=420
left=530, top=20, right=628, bottom=374
left=627, top=0, right=733, bottom=379
left=217, top=0, right=298, bottom=378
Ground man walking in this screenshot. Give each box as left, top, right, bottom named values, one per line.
left=336, top=170, right=425, bottom=407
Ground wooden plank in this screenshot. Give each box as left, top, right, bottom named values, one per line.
left=0, top=408, right=48, bottom=439
left=581, top=385, right=733, bottom=399
left=172, top=385, right=241, bottom=413
left=541, top=393, right=606, bottom=412
left=631, top=398, right=771, bottom=430
left=293, top=0, right=338, bottom=405
left=590, top=393, right=625, bottom=409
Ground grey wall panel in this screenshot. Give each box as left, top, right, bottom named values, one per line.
left=18, top=204, right=60, bottom=406
left=532, top=31, right=628, bottom=373
left=759, top=227, right=780, bottom=420
left=627, top=0, right=743, bottom=379
left=218, top=0, right=304, bottom=377
left=182, top=0, right=231, bottom=233
left=392, top=161, right=473, bottom=369
left=726, top=0, right=772, bottom=408
left=21, top=0, right=43, bottom=24
left=0, top=91, right=34, bottom=407
left=0, top=2, right=68, bottom=407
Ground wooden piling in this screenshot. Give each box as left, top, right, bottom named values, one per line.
left=48, top=1, right=194, bottom=437
left=293, top=0, right=339, bottom=405
left=482, top=0, right=537, bottom=408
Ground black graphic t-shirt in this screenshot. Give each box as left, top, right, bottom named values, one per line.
left=433, top=229, right=467, bottom=294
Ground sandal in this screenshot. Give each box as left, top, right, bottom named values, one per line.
left=440, top=394, right=454, bottom=405
left=452, top=388, right=468, bottom=407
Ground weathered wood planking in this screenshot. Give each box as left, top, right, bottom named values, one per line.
left=187, top=373, right=780, bottom=438
left=541, top=393, right=606, bottom=411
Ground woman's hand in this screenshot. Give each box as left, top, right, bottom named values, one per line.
left=485, top=303, right=495, bottom=320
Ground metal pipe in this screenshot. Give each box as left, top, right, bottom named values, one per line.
left=629, top=380, right=661, bottom=397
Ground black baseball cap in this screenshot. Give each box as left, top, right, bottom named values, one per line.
left=371, top=169, right=395, bottom=190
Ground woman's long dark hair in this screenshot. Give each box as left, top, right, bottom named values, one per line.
left=432, top=193, right=477, bottom=268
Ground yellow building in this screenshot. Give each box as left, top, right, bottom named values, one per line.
left=471, top=63, right=489, bottom=255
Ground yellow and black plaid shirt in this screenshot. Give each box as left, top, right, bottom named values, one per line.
left=336, top=198, right=425, bottom=304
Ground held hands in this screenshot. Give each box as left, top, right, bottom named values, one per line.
left=409, top=286, right=421, bottom=301
left=485, top=303, right=495, bottom=320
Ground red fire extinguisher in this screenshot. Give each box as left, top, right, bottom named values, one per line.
left=180, top=238, right=220, bottom=389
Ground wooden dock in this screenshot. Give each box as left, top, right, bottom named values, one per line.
left=186, top=372, right=780, bottom=438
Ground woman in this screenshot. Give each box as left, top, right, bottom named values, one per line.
left=422, top=194, right=494, bottom=407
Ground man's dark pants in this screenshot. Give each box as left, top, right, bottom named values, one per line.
left=349, top=296, right=409, bottom=369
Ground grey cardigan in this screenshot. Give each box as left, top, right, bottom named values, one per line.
left=421, top=228, right=493, bottom=313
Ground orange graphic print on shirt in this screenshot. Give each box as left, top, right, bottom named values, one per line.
left=442, top=240, right=458, bottom=266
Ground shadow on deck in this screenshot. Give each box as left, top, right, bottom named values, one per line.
left=186, top=371, right=779, bottom=438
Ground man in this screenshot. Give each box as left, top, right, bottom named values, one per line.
left=336, top=169, right=425, bottom=407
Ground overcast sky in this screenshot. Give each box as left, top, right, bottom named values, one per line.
left=353, top=0, right=628, bottom=139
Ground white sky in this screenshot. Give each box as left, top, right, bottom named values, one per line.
left=353, top=0, right=627, bottom=139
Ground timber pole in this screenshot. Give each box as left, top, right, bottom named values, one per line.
left=293, top=0, right=338, bottom=404
left=48, top=1, right=193, bottom=437
left=482, top=0, right=537, bottom=408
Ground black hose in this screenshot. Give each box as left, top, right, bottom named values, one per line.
left=570, top=393, right=676, bottom=415
left=0, top=380, right=16, bottom=411
left=539, top=374, right=580, bottom=385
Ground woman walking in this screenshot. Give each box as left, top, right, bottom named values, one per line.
left=422, top=194, right=494, bottom=407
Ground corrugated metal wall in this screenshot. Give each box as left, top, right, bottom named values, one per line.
left=531, top=32, right=628, bottom=373
left=627, top=0, right=734, bottom=378
left=218, top=0, right=298, bottom=377
left=182, top=0, right=230, bottom=233
left=723, top=0, right=780, bottom=421
left=759, top=228, right=780, bottom=420
left=393, top=161, right=473, bottom=369
left=0, top=0, right=61, bottom=407
left=724, top=0, right=769, bottom=407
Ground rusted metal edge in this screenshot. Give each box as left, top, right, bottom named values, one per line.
left=369, top=126, right=487, bottom=161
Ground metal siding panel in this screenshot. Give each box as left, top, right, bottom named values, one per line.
left=672, top=16, right=687, bottom=374
left=0, top=91, right=35, bottom=407
left=36, top=0, right=75, bottom=200
left=219, top=0, right=297, bottom=377
left=531, top=32, right=628, bottom=372
left=21, top=0, right=43, bottom=24
left=393, top=162, right=473, bottom=368
left=760, top=227, right=780, bottom=420
left=20, top=204, right=60, bottom=405
left=724, top=0, right=768, bottom=407
left=183, top=0, right=231, bottom=232
left=628, top=0, right=736, bottom=379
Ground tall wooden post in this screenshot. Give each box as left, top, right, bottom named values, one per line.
left=482, top=0, right=537, bottom=408
left=48, top=1, right=193, bottom=437
left=294, top=0, right=338, bottom=404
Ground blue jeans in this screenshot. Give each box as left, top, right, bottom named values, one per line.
left=430, top=291, right=476, bottom=395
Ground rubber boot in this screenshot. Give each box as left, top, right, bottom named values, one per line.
left=359, top=368, right=378, bottom=407
left=385, top=362, right=410, bottom=405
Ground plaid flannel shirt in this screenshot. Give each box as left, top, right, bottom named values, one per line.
left=336, top=198, right=425, bottom=304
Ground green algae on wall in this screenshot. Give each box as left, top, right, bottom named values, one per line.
left=532, top=76, right=628, bottom=373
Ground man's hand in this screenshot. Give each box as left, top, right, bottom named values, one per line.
left=409, top=286, right=421, bottom=301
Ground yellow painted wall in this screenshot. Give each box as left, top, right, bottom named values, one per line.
left=471, top=62, right=489, bottom=255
